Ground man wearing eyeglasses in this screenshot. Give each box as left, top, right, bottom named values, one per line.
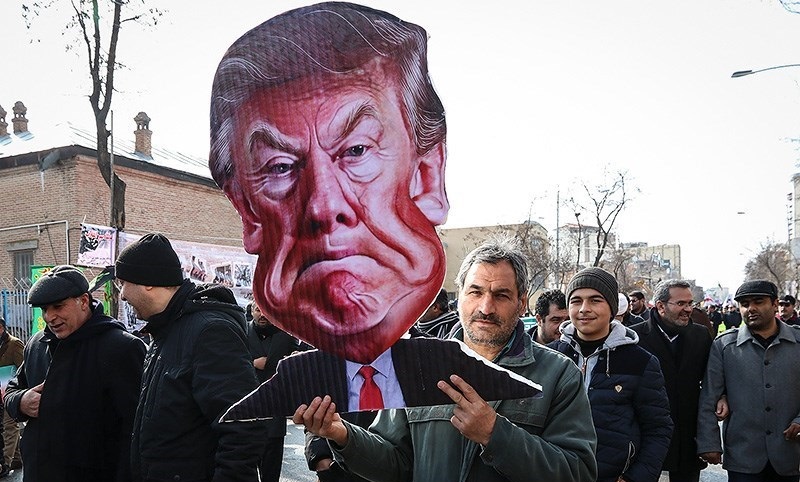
left=777, top=294, right=799, bottom=326
left=631, top=280, right=713, bottom=482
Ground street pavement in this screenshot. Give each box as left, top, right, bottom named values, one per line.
left=3, top=421, right=728, bottom=481
left=279, top=422, right=728, bottom=482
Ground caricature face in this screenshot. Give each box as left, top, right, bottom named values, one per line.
left=227, top=59, right=447, bottom=363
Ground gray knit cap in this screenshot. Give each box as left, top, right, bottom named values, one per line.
left=566, top=267, right=619, bottom=318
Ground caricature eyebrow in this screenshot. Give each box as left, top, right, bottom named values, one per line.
left=335, top=102, right=379, bottom=143
left=248, top=126, right=302, bottom=158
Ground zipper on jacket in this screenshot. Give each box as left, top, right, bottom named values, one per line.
left=621, top=441, right=636, bottom=475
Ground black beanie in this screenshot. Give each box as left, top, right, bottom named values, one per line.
left=28, top=265, right=90, bottom=307
left=567, top=267, right=619, bottom=317
left=115, top=233, right=184, bottom=286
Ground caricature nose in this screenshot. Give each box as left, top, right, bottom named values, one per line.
left=304, top=157, right=357, bottom=234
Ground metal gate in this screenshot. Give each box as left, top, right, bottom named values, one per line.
left=0, top=289, right=32, bottom=344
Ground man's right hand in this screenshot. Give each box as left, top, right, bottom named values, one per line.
left=293, top=396, right=348, bottom=446
left=715, top=395, right=729, bottom=421
left=253, top=356, right=268, bottom=371
left=700, top=452, right=722, bottom=465
left=20, top=382, right=44, bottom=418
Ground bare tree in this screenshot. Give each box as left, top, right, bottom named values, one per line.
left=21, top=0, right=163, bottom=230
left=744, top=240, right=795, bottom=289
left=512, top=219, right=551, bottom=296
left=605, top=244, right=636, bottom=291
left=779, top=0, right=800, bottom=14
left=568, top=169, right=633, bottom=268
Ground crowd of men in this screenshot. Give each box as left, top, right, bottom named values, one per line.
left=6, top=238, right=800, bottom=482
left=2, top=2, right=798, bottom=482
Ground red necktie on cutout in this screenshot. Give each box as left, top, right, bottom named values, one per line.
left=358, top=365, right=384, bottom=410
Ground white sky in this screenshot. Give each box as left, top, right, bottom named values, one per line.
left=4, top=0, right=800, bottom=292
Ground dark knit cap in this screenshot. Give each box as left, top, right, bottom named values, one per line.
left=28, top=265, right=90, bottom=307
left=734, top=280, right=778, bottom=301
left=115, top=233, right=184, bottom=287
left=567, top=267, right=619, bottom=317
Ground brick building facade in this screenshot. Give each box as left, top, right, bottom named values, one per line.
left=0, top=102, right=245, bottom=288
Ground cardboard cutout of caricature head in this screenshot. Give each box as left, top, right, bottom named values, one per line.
left=210, top=2, right=447, bottom=365
left=211, top=2, right=540, bottom=418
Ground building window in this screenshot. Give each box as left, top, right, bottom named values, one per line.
left=13, top=250, right=34, bottom=288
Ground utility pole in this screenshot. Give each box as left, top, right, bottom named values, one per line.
left=555, top=189, right=560, bottom=289
left=575, top=212, right=582, bottom=271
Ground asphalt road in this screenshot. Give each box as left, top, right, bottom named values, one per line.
left=4, top=421, right=728, bottom=481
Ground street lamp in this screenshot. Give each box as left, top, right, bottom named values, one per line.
left=731, top=64, right=800, bottom=78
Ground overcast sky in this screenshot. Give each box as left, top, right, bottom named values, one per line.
left=4, top=0, right=800, bottom=292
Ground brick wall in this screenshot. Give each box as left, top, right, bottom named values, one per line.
left=0, top=154, right=244, bottom=284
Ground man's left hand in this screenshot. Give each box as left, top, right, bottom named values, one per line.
left=783, top=422, right=800, bottom=441
left=437, top=374, right=497, bottom=446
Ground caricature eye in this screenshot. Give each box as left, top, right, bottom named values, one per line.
left=247, top=155, right=303, bottom=200
left=340, top=144, right=369, bottom=159
left=266, top=159, right=297, bottom=177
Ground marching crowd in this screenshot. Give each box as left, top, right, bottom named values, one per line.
left=0, top=234, right=797, bottom=482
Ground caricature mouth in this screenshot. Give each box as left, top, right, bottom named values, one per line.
left=298, top=246, right=362, bottom=277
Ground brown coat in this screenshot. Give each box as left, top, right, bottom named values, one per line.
left=0, top=330, right=24, bottom=374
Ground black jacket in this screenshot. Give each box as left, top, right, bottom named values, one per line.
left=5, top=301, right=146, bottom=482
left=630, top=310, right=712, bottom=472
left=549, top=321, right=672, bottom=482
left=131, top=281, right=266, bottom=482
left=246, top=321, right=302, bottom=437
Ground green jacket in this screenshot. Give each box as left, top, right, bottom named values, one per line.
left=332, top=321, right=598, bottom=482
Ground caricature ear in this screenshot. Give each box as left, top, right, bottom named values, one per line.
left=224, top=179, right=263, bottom=254
left=410, top=142, right=449, bottom=225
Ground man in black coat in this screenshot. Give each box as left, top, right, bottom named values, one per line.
left=116, top=233, right=266, bottom=482
left=246, top=302, right=304, bottom=482
left=631, top=279, right=713, bottom=482
left=5, top=265, right=146, bottom=482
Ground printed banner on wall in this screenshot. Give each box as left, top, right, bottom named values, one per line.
left=116, top=233, right=257, bottom=332
left=77, top=223, right=117, bottom=268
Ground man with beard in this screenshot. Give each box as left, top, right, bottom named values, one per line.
left=697, top=280, right=800, bottom=482
left=415, top=289, right=459, bottom=338
left=629, top=290, right=651, bottom=321
left=115, top=233, right=265, bottom=482
left=291, top=238, right=598, bottom=482
left=631, top=280, right=713, bottom=482
left=246, top=302, right=304, bottom=482
left=778, top=294, right=799, bottom=326
left=526, top=289, right=568, bottom=344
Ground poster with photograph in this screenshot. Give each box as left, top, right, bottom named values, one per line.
left=76, top=223, right=117, bottom=268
